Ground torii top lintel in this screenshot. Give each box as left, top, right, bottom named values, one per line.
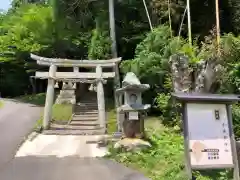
left=30, top=54, right=122, bottom=67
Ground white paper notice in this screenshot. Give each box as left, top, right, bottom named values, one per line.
left=129, top=111, right=138, bottom=120
left=186, top=103, right=233, bottom=167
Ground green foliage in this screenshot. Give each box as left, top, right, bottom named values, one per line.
left=121, top=25, right=240, bottom=132
left=120, top=25, right=210, bottom=86
left=229, top=0, right=240, bottom=34
left=17, top=93, right=46, bottom=106
left=155, top=93, right=181, bottom=129
left=88, top=28, right=111, bottom=60
left=120, top=25, right=172, bottom=93
left=107, top=118, right=232, bottom=180
left=0, top=4, right=53, bottom=57
left=0, top=4, right=53, bottom=96
left=217, top=33, right=240, bottom=94
left=232, top=104, right=240, bottom=139
left=0, top=3, right=92, bottom=96
left=120, top=25, right=212, bottom=105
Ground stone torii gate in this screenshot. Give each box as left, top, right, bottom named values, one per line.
left=31, top=54, right=122, bottom=131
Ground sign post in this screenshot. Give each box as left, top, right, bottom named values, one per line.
left=172, top=93, right=240, bottom=180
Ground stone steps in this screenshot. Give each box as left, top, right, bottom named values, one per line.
left=75, top=104, right=97, bottom=108
left=70, top=113, right=99, bottom=127
left=43, top=129, right=105, bottom=135
left=62, top=93, right=102, bottom=135
left=74, top=111, right=98, bottom=115
left=74, top=108, right=98, bottom=112
left=74, top=104, right=98, bottom=108
left=72, top=113, right=98, bottom=117
left=64, top=125, right=101, bottom=130
left=72, top=115, right=98, bottom=121
left=74, top=107, right=98, bottom=111
left=51, top=123, right=101, bottom=130
left=70, top=121, right=100, bottom=126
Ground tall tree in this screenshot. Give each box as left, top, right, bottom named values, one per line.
left=11, top=0, right=45, bottom=9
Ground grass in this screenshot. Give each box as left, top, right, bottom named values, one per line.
left=107, top=108, right=118, bottom=133
left=0, top=100, right=3, bottom=108
left=17, top=93, right=46, bottom=106
left=106, top=117, right=233, bottom=180
left=18, top=93, right=116, bottom=131
left=17, top=93, right=73, bottom=129
left=34, top=104, right=73, bottom=129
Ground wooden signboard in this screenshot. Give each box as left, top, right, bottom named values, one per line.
left=187, top=103, right=233, bottom=167
left=171, top=93, right=240, bottom=180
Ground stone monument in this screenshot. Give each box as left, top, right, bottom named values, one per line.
left=114, top=72, right=151, bottom=150
left=55, top=82, right=76, bottom=104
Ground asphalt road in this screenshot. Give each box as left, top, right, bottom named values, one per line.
left=0, top=157, right=150, bottom=180
left=0, top=99, right=150, bottom=180
left=0, top=99, right=41, bottom=169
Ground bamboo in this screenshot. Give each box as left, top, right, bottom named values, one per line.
left=142, top=0, right=153, bottom=31
left=215, top=0, right=221, bottom=55
left=186, top=0, right=192, bottom=46
left=178, top=6, right=187, bottom=40
left=168, top=0, right=173, bottom=37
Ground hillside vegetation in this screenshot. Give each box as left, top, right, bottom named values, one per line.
left=2, top=1, right=240, bottom=179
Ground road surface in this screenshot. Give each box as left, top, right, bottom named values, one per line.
left=0, top=99, right=41, bottom=169
left=0, top=157, right=150, bottom=180
left=0, top=99, right=150, bottom=180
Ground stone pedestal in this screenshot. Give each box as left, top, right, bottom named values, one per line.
left=56, top=82, right=76, bottom=104
left=122, top=113, right=144, bottom=138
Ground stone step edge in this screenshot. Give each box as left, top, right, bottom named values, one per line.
left=73, top=114, right=98, bottom=116
left=50, top=124, right=102, bottom=130
left=42, top=130, right=105, bottom=135
left=68, top=123, right=100, bottom=127
left=72, top=116, right=98, bottom=120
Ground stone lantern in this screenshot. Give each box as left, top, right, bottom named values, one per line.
left=116, top=72, right=151, bottom=138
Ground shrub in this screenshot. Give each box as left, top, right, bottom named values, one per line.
left=155, top=93, right=181, bottom=129
left=232, top=104, right=240, bottom=140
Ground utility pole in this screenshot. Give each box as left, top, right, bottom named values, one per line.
left=109, top=0, right=117, bottom=58
left=186, top=0, right=192, bottom=46
left=215, top=0, right=221, bottom=55
left=109, top=0, right=122, bottom=133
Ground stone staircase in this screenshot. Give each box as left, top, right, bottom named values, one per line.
left=68, top=100, right=104, bottom=135
left=43, top=92, right=105, bottom=135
